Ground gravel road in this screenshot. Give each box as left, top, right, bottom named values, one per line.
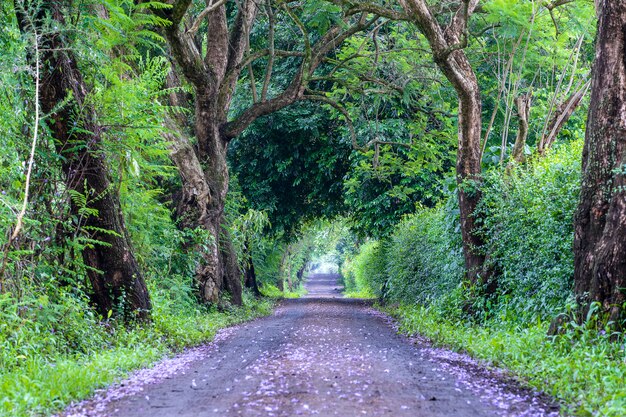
left=62, top=273, right=560, bottom=417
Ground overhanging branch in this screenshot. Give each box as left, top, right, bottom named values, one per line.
left=186, top=0, right=230, bottom=35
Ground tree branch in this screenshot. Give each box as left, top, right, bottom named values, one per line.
left=304, top=92, right=361, bottom=151
left=261, top=1, right=276, bottom=101
left=186, top=0, right=230, bottom=35
left=223, top=13, right=378, bottom=139
left=543, top=0, right=575, bottom=11
left=329, top=0, right=410, bottom=20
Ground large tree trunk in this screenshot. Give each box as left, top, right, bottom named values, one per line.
left=173, top=120, right=243, bottom=305
left=164, top=69, right=243, bottom=305
left=573, top=0, right=626, bottom=327
left=18, top=1, right=151, bottom=319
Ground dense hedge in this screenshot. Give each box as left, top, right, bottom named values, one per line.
left=346, top=140, right=583, bottom=320
left=477, top=140, right=583, bottom=319
left=342, top=240, right=387, bottom=298
left=385, top=203, right=464, bottom=304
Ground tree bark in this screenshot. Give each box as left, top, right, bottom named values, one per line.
left=164, top=64, right=243, bottom=305
left=509, top=93, right=532, bottom=167
left=243, top=239, right=261, bottom=296
left=17, top=1, right=150, bottom=319
left=171, top=120, right=242, bottom=305
left=573, top=0, right=626, bottom=327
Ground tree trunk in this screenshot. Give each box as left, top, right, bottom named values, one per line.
left=509, top=93, right=532, bottom=168
left=439, top=52, right=489, bottom=286
left=398, top=0, right=489, bottom=287
left=18, top=1, right=151, bottom=319
left=296, top=265, right=305, bottom=285
left=173, top=115, right=243, bottom=305
left=220, top=226, right=243, bottom=304
left=243, top=239, right=261, bottom=296
left=573, top=0, right=626, bottom=327
left=172, top=126, right=242, bottom=305
left=164, top=70, right=243, bottom=306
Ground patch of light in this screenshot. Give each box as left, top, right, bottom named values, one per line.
left=310, top=261, right=338, bottom=274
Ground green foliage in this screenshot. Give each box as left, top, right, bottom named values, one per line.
left=388, top=304, right=626, bottom=417
left=477, top=0, right=594, bottom=160
left=251, top=239, right=284, bottom=289
left=384, top=202, right=464, bottom=305
left=344, top=140, right=583, bottom=321
left=476, top=140, right=584, bottom=321
left=326, top=22, right=457, bottom=237
left=341, top=240, right=387, bottom=298
left=229, top=103, right=351, bottom=235
left=259, top=284, right=304, bottom=299
left=343, top=146, right=452, bottom=238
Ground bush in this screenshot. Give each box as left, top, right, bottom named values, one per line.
left=385, top=204, right=464, bottom=305
left=476, top=140, right=583, bottom=321
left=344, top=240, right=388, bottom=298
left=344, top=139, right=583, bottom=321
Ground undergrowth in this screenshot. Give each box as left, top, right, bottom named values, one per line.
left=259, top=283, right=305, bottom=299
left=343, top=288, right=376, bottom=299
left=385, top=304, right=626, bottom=416
left=0, top=288, right=273, bottom=417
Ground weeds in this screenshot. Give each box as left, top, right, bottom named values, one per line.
left=0, top=288, right=273, bottom=417
left=387, top=304, right=626, bottom=416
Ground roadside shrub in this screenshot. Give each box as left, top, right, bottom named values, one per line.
left=348, top=240, right=388, bottom=298
left=385, top=204, right=463, bottom=305
left=0, top=289, right=109, bottom=375
left=477, top=140, right=583, bottom=321
left=344, top=140, right=583, bottom=322
left=340, top=257, right=357, bottom=291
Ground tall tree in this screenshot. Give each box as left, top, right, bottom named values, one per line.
left=344, top=0, right=486, bottom=283
left=14, top=0, right=151, bottom=319
left=155, top=0, right=377, bottom=304
left=573, top=0, right=626, bottom=327
left=340, top=0, right=588, bottom=286
left=402, top=0, right=487, bottom=283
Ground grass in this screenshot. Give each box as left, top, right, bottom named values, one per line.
left=384, top=304, right=626, bottom=417
left=0, top=291, right=274, bottom=417
left=343, top=288, right=376, bottom=299
left=259, top=283, right=306, bottom=299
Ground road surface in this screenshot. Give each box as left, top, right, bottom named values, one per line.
left=62, top=273, right=559, bottom=417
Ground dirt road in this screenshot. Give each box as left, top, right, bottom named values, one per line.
left=63, top=274, right=559, bottom=417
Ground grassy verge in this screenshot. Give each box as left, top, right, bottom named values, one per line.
left=343, top=288, right=376, bottom=299
left=0, top=292, right=274, bottom=417
left=384, top=304, right=626, bottom=417
left=260, top=284, right=306, bottom=299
